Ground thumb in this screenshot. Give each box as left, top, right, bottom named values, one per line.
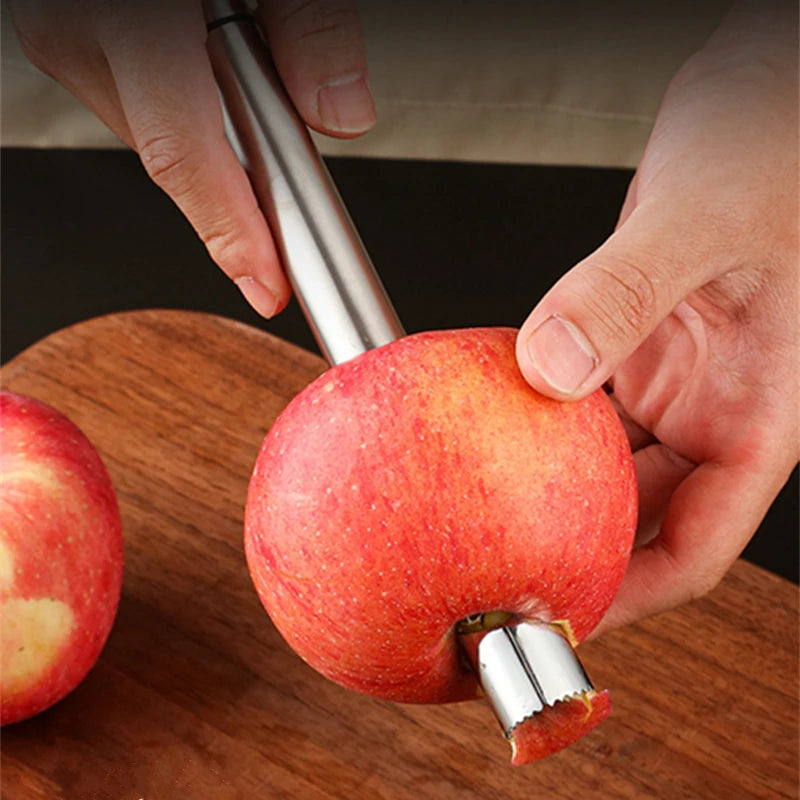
left=257, top=0, right=376, bottom=137
left=516, top=200, right=718, bottom=399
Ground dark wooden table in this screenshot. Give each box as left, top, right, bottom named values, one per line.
left=2, top=310, right=797, bottom=799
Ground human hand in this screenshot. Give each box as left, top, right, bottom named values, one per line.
left=515, top=1, right=798, bottom=633
left=9, top=0, right=375, bottom=317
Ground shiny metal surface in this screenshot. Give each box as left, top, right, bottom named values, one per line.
left=204, top=1, right=404, bottom=365
left=204, top=0, right=595, bottom=733
left=460, top=622, right=594, bottom=735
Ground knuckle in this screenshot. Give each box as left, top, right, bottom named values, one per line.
left=276, top=0, right=356, bottom=28
left=686, top=567, right=725, bottom=603
left=272, top=0, right=362, bottom=58
left=137, top=131, right=198, bottom=194
left=661, top=538, right=726, bottom=605
left=202, top=225, right=253, bottom=277
left=582, top=259, right=661, bottom=341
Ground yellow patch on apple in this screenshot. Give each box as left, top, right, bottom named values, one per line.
left=0, top=539, right=14, bottom=591
left=2, top=596, right=75, bottom=697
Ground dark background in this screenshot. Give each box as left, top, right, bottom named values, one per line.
left=2, top=147, right=797, bottom=582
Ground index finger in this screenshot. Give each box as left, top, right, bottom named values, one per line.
left=593, top=456, right=784, bottom=636
left=97, top=0, right=291, bottom=317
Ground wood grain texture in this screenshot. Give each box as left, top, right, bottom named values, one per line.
left=1, top=309, right=797, bottom=800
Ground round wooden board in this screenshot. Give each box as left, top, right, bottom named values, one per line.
left=2, top=310, right=797, bottom=799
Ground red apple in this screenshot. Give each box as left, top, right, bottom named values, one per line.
left=0, top=390, right=123, bottom=725
left=244, top=328, right=636, bottom=761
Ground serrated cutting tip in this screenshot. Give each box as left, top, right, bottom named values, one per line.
left=459, top=621, right=594, bottom=735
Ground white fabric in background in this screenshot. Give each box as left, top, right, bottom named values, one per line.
left=1, top=0, right=728, bottom=167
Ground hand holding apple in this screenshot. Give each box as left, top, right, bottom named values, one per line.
left=515, top=2, right=798, bottom=633
left=1, top=390, right=124, bottom=725
left=245, top=328, right=637, bottom=762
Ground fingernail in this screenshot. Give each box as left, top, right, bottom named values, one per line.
left=317, top=75, right=376, bottom=133
left=235, top=277, right=280, bottom=318
left=526, top=314, right=598, bottom=395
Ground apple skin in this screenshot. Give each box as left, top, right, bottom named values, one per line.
left=245, top=328, right=637, bottom=709
left=509, top=689, right=612, bottom=765
left=1, top=391, right=123, bottom=725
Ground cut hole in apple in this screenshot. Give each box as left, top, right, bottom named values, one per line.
left=455, top=609, right=517, bottom=636
left=455, top=609, right=518, bottom=676
left=456, top=613, right=607, bottom=765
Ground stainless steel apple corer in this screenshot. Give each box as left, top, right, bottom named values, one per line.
left=204, top=0, right=598, bottom=741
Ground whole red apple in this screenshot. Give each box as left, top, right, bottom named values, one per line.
left=245, top=328, right=636, bottom=760
left=1, top=390, right=123, bottom=725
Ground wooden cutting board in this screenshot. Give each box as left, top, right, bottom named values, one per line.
left=1, top=310, right=797, bottom=800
